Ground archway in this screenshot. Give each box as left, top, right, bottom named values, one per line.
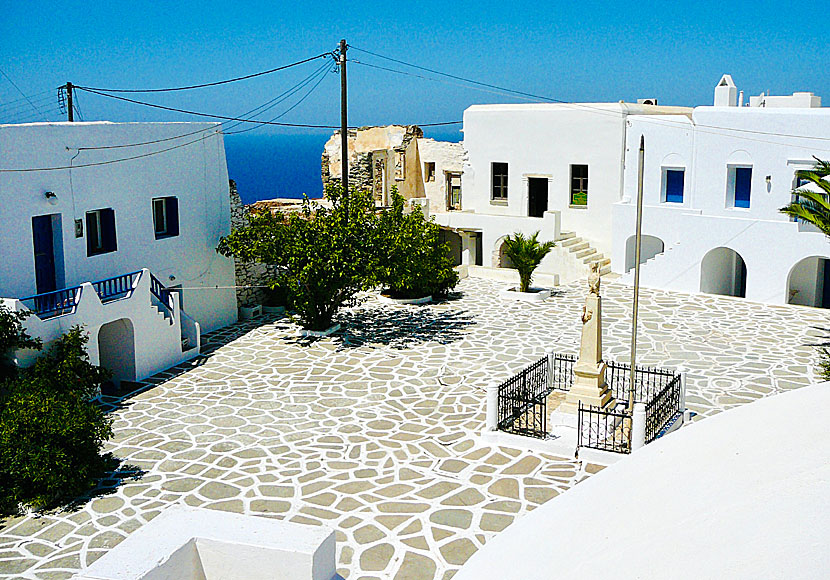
left=625, top=235, right=665, bottom=273
left=98, top=318, right=136, bottom=388
left=787, top=256, right=830, bottom=308
left=493, top=236, right=514, bottom=268
left=700, top=247, right=747, bottom=298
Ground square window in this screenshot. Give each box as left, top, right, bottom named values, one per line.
left=570, top=164, right=588, bottom=206
left=152, top=197, right=179, bottom=239
left=424, top=162, right=436, bottom=182
left=491, top=162, right=508, bottom=201
left=727, top=166, right=752, bottom=208
left=86, top=208, right=117, bottom=256
left=662, top=168, right=685, bottom=203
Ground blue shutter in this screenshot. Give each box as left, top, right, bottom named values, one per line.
left=101, top=209, right=117, bottom=252
left=665, top=170, right=684, bottom=203
left=734, top=167, right=752, bottom=208
left=166, top=197, right=179, bottom=237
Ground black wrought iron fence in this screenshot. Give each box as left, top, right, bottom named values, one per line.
left=497, top=355, right=549, bottom=439
left=645, top=374, right=683, bottom=443
left=606, top=361, right=676, bottom=405
left=550, top=353, right=575, bottom=391
left=577, top=402, right=631, bottom=454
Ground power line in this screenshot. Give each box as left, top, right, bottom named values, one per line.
left=76, top=53, right=331, bottom=93
left=76, top=61, right=335, bottom=150
left=351, top=45, right=830, bottom=146
left=76, top=86, right=344, bottom=128
left=0, top=89, right=53, bottom=107
left=0, top=67, right=47, bottom=121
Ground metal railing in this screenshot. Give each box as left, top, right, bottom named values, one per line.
left=92, top=271, right=141, bottom=303
left=20, top=286, right=82, bottom=319
left=577, top=402, right=631, bottom=454
left=497, top=355, right=549, bottom=438
left=605, top=361, right=677, bottom=405
left=149, top=273, right=175, bottom=313
left=645, top=375, right=683, bottom=443
left=550, top=353, right=576, bottom=391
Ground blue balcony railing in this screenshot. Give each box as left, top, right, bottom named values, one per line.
left=92, top=271, right=141, bottom=303
left=20, top=286, right=82, bottom=319
left=149, top=273, right=175, bottom=313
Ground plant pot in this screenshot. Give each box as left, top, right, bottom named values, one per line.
left=262, top=305, right=286, bottom=315
left=378, top=292, right=433, bottom=305
left=298, top=323, right=341, bottom=338
left=499, top=287, right=551, bottom=302
left=239, top=304, right=263, bottom=320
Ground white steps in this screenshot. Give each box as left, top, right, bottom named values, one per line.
left=556, top=231, right=612, bottom=276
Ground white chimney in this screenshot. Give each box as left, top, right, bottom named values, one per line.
left=714, top=74, right=738, bottom=107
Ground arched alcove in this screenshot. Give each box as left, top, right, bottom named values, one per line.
left=787, top=256, right=830, bottom=308
left=98, top=318, right=136, bottom=387
left=625, top=235, right=665, bottom=273
left=700, top=247, right=747, bottom=298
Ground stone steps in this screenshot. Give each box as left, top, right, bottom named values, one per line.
left=557, top=231, right=612, bottom=276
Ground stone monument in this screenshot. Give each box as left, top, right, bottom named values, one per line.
left=561, top=262, right=614, bottom=413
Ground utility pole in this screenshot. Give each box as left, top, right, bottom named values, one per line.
left=628, top=135, right=645, bottom=414
left=339, top=39, right=348, bottom=195
left=65, top=82, right=74, bottom=122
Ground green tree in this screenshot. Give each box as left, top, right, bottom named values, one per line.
left=779, top=158, right=830, bottom=235
left=0, top=304, right=42, bottom=379
left=502, top=231, right=556, bottom=292
left=0, top=327, right=112, bottom=514
left=376, top=190, right=459, bottom=299
left=218, top=184, right=381, bottom=331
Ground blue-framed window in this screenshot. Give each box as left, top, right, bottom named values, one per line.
left=663, top=169, right=685, bottom=203
left=733, top=167, right=752, bottom=208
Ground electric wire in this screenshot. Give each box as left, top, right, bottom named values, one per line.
left=75, top=53, right=330, bottom=93
left=351, top=45, right=830, bottom=145
left=0, top=67, right=47, bottom=121
left=0, top=89, right=53, bottom=108
left=75, top=61, right=334, bottom=151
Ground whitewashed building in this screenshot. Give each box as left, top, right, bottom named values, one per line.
left=0, top=121, right=237, bottom=383
left=432, top=102, right=691, bottom=282
left=613, top=76, right=830, bottom=307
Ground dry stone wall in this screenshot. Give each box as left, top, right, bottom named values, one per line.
left=229, top=180, right=278, bottom=307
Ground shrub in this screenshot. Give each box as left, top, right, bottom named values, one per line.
left=502, top=231, right=556, bottom=292
left=0, top=327, right=112, bottom=514
left=218, top=184, right=381, bottom=331
left=376, top=190, right=459, bottom=299
left=0, top=304, right=42, bottom=379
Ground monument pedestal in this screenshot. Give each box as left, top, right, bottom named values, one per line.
left=560, top=361, right=613, bottom=414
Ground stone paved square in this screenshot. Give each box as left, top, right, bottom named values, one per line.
left=0, top=277, right=826, bottom=579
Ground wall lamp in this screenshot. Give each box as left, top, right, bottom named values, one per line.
left=765, top=175, right=772, bottom=192
left=44, top=191, right=58, bottom=205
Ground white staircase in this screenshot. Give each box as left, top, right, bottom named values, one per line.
left=556, top=231, right=612, bottom=276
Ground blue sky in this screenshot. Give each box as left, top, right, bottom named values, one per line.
left=2, top=1, right=826, bottom=199
left=2, top=0, right=826, bottom=130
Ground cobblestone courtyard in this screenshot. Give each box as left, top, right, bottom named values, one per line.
left=1, top=277, right=827, bottom=579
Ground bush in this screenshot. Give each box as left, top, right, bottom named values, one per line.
left=502, top=231, right=555, bottom=292
left=377, top=191, right=458, bottom=299
left=218, top=184, right=381, bottom=331
left=0, top=327, right=112, bottom=514
left=0, top=304, right=42, bottom=379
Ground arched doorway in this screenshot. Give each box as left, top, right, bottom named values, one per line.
left=787, top=256, right=830, bottom=308
left=700, top=247, right=747, bottom=298
left=625, top=235, right=665, bottom=273
left=493, top=236, right=514, bottom=268
left=98, top=318, right=136, bottom=388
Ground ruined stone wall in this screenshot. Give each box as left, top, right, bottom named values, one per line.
left=229, top=180, right=277, bottom=307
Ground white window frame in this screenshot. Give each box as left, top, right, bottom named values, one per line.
left=726, top=164, right=753, bottom=209
left=153, top=198, right=168, bottom=236
left=661, top=166, right=686, bottom=204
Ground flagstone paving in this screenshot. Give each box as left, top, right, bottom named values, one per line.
left=1, top=277, right=827, bottom=579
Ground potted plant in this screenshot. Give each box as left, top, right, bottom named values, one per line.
left=499, top=231, right=555, bottom=301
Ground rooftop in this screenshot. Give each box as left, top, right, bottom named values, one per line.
left=0, top=277, right=825, bottom=579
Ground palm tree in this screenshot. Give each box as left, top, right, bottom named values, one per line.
left=780, top=158, right=830, bottom=236
left=502, top=231, right=556, bottom=292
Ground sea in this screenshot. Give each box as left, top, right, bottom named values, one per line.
left=223, top=129, right=462, bottom=205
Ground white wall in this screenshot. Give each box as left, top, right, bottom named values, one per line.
left=0, top=121, right=236, bottom=333
left=613, top=107, right=830, bottom=305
